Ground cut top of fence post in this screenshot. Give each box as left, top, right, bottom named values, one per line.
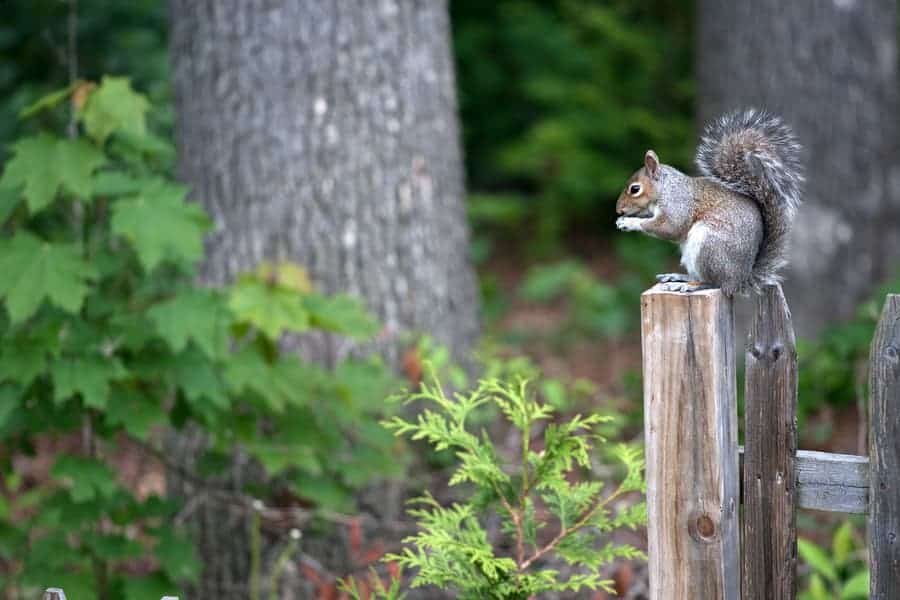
left=640, top=284, right=740, bottom=600
left=43, top=590, right=67, bottom=600
left=868, top=294, right=900, bottom=599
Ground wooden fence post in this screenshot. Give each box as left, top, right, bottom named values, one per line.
left=741, top=284, right=798, bottom=599
left=641, top=286, right=740, bottom=599
left=868, top=294, right=900, bottom=599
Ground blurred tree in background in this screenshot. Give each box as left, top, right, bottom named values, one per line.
left=698, top=0, right=900, bottom=338
left=166, top=1, right=478, bottom=597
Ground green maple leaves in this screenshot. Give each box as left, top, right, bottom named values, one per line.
left=0, top=134, right=106, bottom=212
left=0, top=233, right=97, bottom=323
left=111, top=180, right=210, bottom=271
left=79, top=76, right=150, bottom=144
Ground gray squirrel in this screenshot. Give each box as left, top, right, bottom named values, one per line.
left=615, top=109, right=804, bottom=296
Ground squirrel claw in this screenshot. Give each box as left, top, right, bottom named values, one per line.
left=656, top=273, right=691, bottom=283
left=657, top=281, right=713, bottom=293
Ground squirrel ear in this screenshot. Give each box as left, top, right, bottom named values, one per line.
left=644, top=150, right=660, bottom=179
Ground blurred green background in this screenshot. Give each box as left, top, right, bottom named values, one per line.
left=0, top=1, right=895, bottom=598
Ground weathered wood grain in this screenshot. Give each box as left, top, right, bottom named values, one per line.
left=868, top=294, right=900, bottom=599
left=641, top=285, right=740, bottom=600
left=742, top=284, right=798, bottom=599
left=795, top=450, right=868, bottom=514
left=739, top=448, right=869, bottom=514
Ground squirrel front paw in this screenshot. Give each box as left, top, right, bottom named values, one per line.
left=616, top=216, right=644, bottom=232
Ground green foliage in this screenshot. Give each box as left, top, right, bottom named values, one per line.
left=339, top=568, right=406, bottom=600
left=383, top=370, right=646, bottom=598
left=0, top=1, right=171, bottom=157
left=515, top=235, right=674, bottom=339
left=0, top=78, right=403, bottom=596
left=797, top=276, right=900, bottom=431
left=452, top=0, right=693, bottom=247
left=799, top=521, right=869, bottom=600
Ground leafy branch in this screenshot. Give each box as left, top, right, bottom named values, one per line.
left=382, top=369, right=646, bottom=598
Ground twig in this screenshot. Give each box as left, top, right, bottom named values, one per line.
left=519, top=486, right=626, bottom=571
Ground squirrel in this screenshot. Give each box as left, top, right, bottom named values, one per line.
left=615, top=109, right=804, bottom=296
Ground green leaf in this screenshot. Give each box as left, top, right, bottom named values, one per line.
left=831, top=521, right=854, bottom=566
left=0, top=385, right=22, bottom=432
left=149, top=288, right=228, bottom=358
left=111, top=180, right=210, bottom=270
left=79, top=76, right=150, bottom=144
left=123, top=573, right=177, bottom=600
left=0, top=233, right=97, bottom=323
left=0, top=186, right=21, bottom=224
left=798, top=538, right=838, bottom=582
left=171, top=346, right=229, bottom=411
left=105, top=388, right=166, bottom=440
left=50, top=356, right=125, bottom=410
left=228, top=277, right=310, bottom=340
left=0, top=134, right=105, bottom=211
left=304, top=293, right=380, bottom=340
left=18, top=83, right=76, bottom=119
left=91, top=170, right=147, bottom=196
left=808, top=574, right=830, bottom=600
left=156, top=528, right=202, bottom=583
left=839, top=570, right=869, bottom=599
left=0, top=325, right=60, bottom=386
left=52, top=456, right=118, bottom=502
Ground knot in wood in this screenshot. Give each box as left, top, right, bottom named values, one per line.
left=748, top=343, right=783, bottom=363
left=770, top=343, right=783, bottom=361
left=885, top=344, right=899, bottom=362
left=688, top=511, right=718, bottom=543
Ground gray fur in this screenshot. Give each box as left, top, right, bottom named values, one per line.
left=695, top=109, right=804, bottom=292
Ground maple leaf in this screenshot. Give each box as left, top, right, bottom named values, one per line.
left=50, top=356, right=126, bottom=410
left=78, top=76, right=150, bottom=144
left=110, top=180, right=210, bottom=270
left=228, top=277, right=310, bottom=340
left=0, top=233, right=97, bottom=323
left=0, top=134, right=105, bottom=212
left=304, top=293, right=380, bottom=340
left=148, top=288, right=228, bottom=358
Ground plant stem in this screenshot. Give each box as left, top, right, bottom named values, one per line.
left=250, top=505, right=262, bottom=600
left=519, top=486, right=626, bottom=571
left=267, top=532, right=300, bottom=600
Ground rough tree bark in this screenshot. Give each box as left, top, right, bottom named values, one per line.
left=697, top=0, right=900, bottom=337
left=167, top=1, right=479, bottom=597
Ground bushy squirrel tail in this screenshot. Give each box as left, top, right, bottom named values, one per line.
left=696, top=109, right=804, bottom=292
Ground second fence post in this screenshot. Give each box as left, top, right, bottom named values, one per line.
left=641, top=285, right=740, bottom=600
left=741, top=283, right=798, bottom=599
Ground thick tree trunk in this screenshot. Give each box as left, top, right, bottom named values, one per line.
left=167, top=1, right=479, bottom=597
left=697, top=0, right=900, bottom=337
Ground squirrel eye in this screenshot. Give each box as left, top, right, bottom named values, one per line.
left=629, top=184, right=642, bottom=196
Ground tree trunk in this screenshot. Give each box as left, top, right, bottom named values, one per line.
left=167, top=1, right=479, bottom=597
left=697, top=0, right=900, bottom=337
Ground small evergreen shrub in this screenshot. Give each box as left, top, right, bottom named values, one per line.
left=382, top=371, right=646, bottom=598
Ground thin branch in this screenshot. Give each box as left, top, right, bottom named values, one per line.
left=519, top=486, right=627, bottom=572
left=66, top=0, right=78, bottom=138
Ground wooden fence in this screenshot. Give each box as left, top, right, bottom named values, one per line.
left=641, top=283, right=899, bottom=599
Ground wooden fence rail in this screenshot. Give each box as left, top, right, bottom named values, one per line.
left=641, top=284, right=899, bottom=599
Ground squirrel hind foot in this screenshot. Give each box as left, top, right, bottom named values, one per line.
left=656, top=273, right=691, bottom=283
left=657, top=281, right=714, bottom=294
